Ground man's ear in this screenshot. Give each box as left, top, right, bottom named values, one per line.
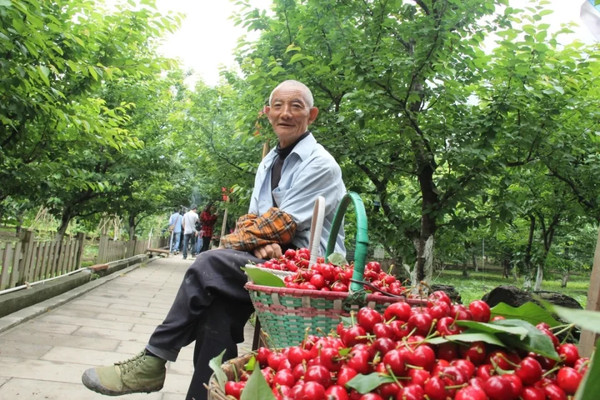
left=308, top=107, right=319, bottom=124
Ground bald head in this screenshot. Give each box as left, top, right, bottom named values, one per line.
left=269, top=80, right=314, bottom=108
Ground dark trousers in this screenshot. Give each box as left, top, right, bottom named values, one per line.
left=200, top=236, right=211, bottom=253
left=146, top=249, right=260, bottom=400
left=182, top=233, right=196, bottom=259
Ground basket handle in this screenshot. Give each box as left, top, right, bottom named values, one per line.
left=325, top=192, right=368, bottom=292
left=308, top=196, right=325, bottom=269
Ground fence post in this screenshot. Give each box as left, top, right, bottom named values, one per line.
left=75, top=232, right=85, bottom=268
left=97, top=235, right=109, bottom=263
left=18, top=229, right=35, bottom=285
left=579, top=227, right=600, bottom=357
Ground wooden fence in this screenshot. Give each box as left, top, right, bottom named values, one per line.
left=0, top=230, right=85, bottom=290
left=96, top=235, right=166, bottom=263
left=0, top=230, right=168, bottom=291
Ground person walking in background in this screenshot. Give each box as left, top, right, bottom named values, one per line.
left=199, top=203, right=218, bottom=253
left=181, top=205, right=198, bottom=260
left=168, top=208, right=183, bottom=254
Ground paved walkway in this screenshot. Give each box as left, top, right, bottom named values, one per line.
left=0, top=255, right=255, bottom=399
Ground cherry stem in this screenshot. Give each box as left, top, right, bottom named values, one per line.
left=385, top=365, right=403, bottom=386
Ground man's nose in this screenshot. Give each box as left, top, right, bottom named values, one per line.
left=280, top=104, right=293, bottom=117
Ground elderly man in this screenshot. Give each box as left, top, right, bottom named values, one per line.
left=81, top=80, right=346, bottom=400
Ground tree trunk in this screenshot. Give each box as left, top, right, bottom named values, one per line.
left=524, top=215, right=536, bottom=280
left=128, top=214, right=136, bottom=240
left=534, top=265, right=543, bottom=291
left=561, top=271, right=569, bottom=288
left=56, top=208, right=72, bottom=242
left=472, top=251, right=478, bottom=272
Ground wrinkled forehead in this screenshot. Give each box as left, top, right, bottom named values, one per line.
left=270, top=87, right=309, bottom=105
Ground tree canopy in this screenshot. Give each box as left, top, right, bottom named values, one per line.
left=1, top=0, right=599, bottom=288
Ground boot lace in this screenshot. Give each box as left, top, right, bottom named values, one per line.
left=116, top=351, right=147, bottom=375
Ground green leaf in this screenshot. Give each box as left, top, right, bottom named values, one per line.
left=427, top=332, right=506, bottom=347
left=540, top=302, right=600, bottom=334
left=575, top=338, right=599, bottom=400
left=208, top=350, right=227, bottom=390
left=455, top=320, right=529, bottom=338
left=493, top=319, right=559, bottom=360
left=38, top=65, right=50, bottom=86
left=240, top=364, right=276, bottom=400
left=491, top=302, right=561, bottom=327
left=346, top=373, right=395, bottom=394
left=328, top=252, right=347, bottom=267
left=241, top=267, right=285, bottom=287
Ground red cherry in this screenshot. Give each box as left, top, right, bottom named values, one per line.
left=336, top=366, right=358, bottom=387
left=459, top=341, right=487, bottom=365
left=346, top=348, right=371, bottom=374
left=428, top=290, right=452, bottom=306
left=484, top=375, right=514, bottom=400
left=372, top=322, right=394, bottom=339
left=503, top=373, right=523, bottom=399
left=305, top=364, right=332, bottom=388
left=408, top=368, right=430, bottom=386
left=407, top=344, right=436, bottom=371
left=455, top=385, right=487, bottom=400
left=437, top=342, right=458, bottom=362
left=436, top=316, right=463, bottom=336
left=377, top=382, right=402, bottom=399
left=382, top=349, right=406, bottom=376
left=556, top=366, right=582, bottom=394
left=451, top=358, right=475, bottom=379
left=324, top=385, right=349, bottom=400
left=521, top=386, right=545, bottom=400
left=397, top=384, right=424, bottom=400
left=557, top=343, right=579, bottom=367
left=319, top=346, right=342, bottom=372
left=428, top=301, right=451, bottom=320
left=358, top=394, right=384, bottom=400
left=475, top=363, right=494, bottom=380
left=256, top=346, right=271, bottom=367
left=424, top=376, right=448, bottom=400
left=284, top=248, right=297, bottom=259
left=574, top=356, right=590, bottom=374
left=515, top=356, right=543, bottom=385
left=224, top=381, right=245, bottom=399
left=468, top=300, right=491, bottom=322
left=273, top=368, right=295, bottom=387
left=384, top=301, right=412, bottom=322
left=357, top=307, right=383, bottom=332
left=342, top=325, right=368, bottom=347
left=407, top=311, right=434, bottom=336
left=297, top=381, right=326, bottom=400
left=543, top=383, right=567, bottom=400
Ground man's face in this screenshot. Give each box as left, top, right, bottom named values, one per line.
left=266, top=84, right=319, bottom=148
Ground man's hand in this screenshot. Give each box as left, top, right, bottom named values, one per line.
left=253, top=243, right=282, bottom=260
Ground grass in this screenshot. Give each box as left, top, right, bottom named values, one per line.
left=430, top=268, right=590, bottom=308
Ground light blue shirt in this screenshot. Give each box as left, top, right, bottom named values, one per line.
left=169, top=212, right=182, bottom=233
left=249, top=133, right=346, bottom=256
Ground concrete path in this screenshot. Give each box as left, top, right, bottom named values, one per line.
left=0, top=255, right=255, bottom=400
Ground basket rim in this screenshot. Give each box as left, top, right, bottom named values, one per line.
left=245, top=281, right=426, bottom=306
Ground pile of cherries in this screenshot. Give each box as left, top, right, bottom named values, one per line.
left=255, top=248, right=407, bottom=296
left=224, top=291, right=589, bottom=400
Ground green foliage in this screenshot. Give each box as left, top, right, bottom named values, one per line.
left=233, top=0, right=600, bottom=284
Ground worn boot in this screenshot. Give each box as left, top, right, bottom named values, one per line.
left=81, top=350, right=166, bottom=395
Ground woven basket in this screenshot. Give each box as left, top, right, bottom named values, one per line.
left=207, top=353, right=254, bottom=400
left=245, top=192, right=422, bottom=348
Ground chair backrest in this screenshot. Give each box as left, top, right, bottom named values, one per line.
left=308, top=196, right=325, bottom=269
